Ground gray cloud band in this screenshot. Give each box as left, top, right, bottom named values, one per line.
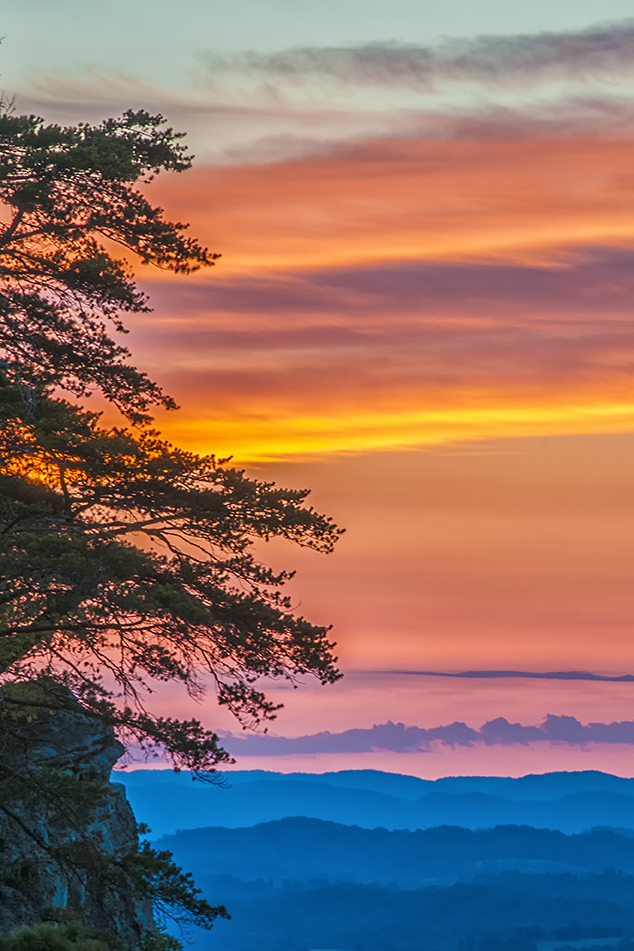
left=387, top=669, right=634, bottom=682
left=204, top=20, right=634, bottom=90
left=222, top=715, right=634, bottom=755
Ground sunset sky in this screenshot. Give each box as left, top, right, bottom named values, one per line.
left=5, top=0, right=634, bottom=777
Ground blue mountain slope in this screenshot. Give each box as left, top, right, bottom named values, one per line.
left=156, top=818, right=634, bottom=887
left=118, top=769, right=634, bottom=837
left=122, top=778, right=411, bottom=835
left=433, top=770, right=634, bottom=800
left=283, top=768, right=634, bottom=801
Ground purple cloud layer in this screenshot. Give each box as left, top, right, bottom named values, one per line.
left=143, top=246, right=634, bottom=319
left=222, top=715, right=634, bottom=755
left=136, top=246, right=634, bottom=402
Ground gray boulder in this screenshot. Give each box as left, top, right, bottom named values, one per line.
left=0, top=683, right=154, bottom=949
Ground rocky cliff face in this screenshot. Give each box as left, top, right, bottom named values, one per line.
left=0, top=685, right=154, bottom=949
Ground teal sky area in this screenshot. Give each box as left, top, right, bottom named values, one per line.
left=3, top=0, right=634, bottom=92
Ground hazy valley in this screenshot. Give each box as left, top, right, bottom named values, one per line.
left=119, top=769, right=634, bottom=951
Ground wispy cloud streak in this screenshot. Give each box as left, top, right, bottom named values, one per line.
left=16, top=20, right=634, bottom=169
left=204, top=21, right=634, bottom=92
left=389, top=670, right=634, bottom=682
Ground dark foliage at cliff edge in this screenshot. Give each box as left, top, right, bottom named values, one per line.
left=0, top=103, right=341, bottom=945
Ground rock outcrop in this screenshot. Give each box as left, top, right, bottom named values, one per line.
left=0, top=683, right=154, bottom=949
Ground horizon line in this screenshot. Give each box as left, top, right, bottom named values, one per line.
left=368, top=669, right=634, bottom=683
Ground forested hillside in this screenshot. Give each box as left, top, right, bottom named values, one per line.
left=157, top=818, right=634, bottom=886
left=149, top=815, right=634, bottom=950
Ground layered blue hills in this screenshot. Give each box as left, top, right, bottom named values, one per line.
left=117, top=768, right=634, bottom=837
left=116, top=770, right=634, bottom=950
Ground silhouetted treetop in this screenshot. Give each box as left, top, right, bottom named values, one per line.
left=0, top=108, right=218, bottom=423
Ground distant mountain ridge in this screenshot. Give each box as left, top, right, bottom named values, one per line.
left=117, top=768, right=634, bottom=837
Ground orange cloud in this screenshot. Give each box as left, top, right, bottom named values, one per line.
left=146, top=137, right=634, bottom=275
left=110, top=138, right=634, bottom=461
left=83, top=133, right=633, bottom=459
left=125, top=247, right=634, bottom=459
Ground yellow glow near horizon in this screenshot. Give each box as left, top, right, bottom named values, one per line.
left=155, top=398, right=634, bottom=462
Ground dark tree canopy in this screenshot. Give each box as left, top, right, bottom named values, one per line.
left=0, top=393, right=341, bottom=771
left=0, top=107, right=342, bottom=776
left=0, top=108, right=217, bottom=423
